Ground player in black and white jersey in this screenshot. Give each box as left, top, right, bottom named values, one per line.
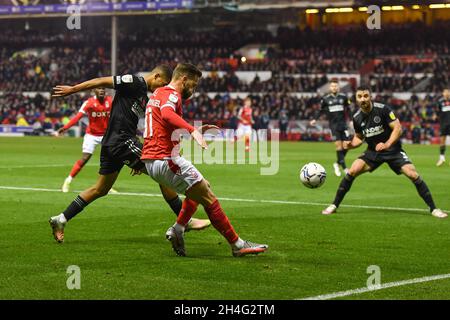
left=311, top=80, right=351, bottom=176
left=435, top=89, right=450, bottom=166
left=322, top=86, right=447, bottom=219
left=48, top=65, right=210, bottom=243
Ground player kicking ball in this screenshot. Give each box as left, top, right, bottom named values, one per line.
left=55, top=88, right=117, bottom=193
left=141, top=63, right=268, bottom=257
left=322, top=86, right=447, bottom=219
left=49, top=65, right=210, bottom=243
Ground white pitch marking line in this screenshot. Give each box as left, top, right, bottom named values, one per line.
left=0, top=164, right=97, bottom=169
left=0, top=185, right=445, bottom=213
left=300, top=273, right=450, bottom=300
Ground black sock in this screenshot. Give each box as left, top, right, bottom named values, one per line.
left=333, top=174, right=355, bottom=207
left=337, top=150, right=347, bottom=169
left=413, top=177, right=436, bottom=212
left=166, top=196, right=182, bottom=216
left=63, top=195, right=88, bottom=221
left=440, top=145, right=446, bottom=156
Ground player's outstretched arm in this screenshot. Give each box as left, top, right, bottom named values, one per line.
left=52, top=77, right=113, bottom=97
left=344, top=133, right=364, bottom=150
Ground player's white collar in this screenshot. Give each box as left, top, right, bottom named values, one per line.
left=167, top=84, right=176, bottom=90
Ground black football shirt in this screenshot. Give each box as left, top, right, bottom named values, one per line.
left=353, top=102, right=401, bottom=153
left=102, top=74, right=148, bottom=146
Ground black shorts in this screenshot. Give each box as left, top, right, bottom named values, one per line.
left=330, top=125, right=350, bottom=141
left=99, top=138, right=145, bottom=175
left=440, top=123, right=450, bottom=136
left=359, top=149, right=412, bottom=175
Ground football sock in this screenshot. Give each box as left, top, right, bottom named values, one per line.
left=413, top=176, right=436, bottom=212
left=337, top=150, right=347, bottom=169
left=205, top=199, right=239, bottom=244
left=232, top=238, right=245, bottom=250
left=333, top=174, right=355, bottom=207
left=439, top=146, right=446, bottom=159
left=63, top=195, right=88, bottom=221
left=166, top=196, right=182, bottom=216
left=69, top=160, right=85, bottom=178
left=176, top=198, right=199, bottom=226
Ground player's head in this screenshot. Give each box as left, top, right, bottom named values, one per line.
left=355, top=86, right=372, bottom=112
left=146, top=64, right=172, bottom=92
left=171, top=63, right=202, bottom=100
left=443, top=88, right=450, bottom=99
left=94, top=88, right=105, bottom=101
left=330, top=80, right=339, bottom=94
left=244, top=97, right=252, bottom=107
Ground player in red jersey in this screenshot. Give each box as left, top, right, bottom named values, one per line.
left=236, top=97, right=254, bottom=151
left=141, top=63, right=268, bottom=257
left=56, top=88, right=114, bottom=193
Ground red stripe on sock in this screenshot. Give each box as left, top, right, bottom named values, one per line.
left=176, top=198, right=198, bottom=226
left=205, top=199, right=239, bottom=244
left=69, top=160, right=85, bottom=178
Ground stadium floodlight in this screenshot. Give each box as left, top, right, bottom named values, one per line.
left=429, top=4, right=450, bottom=9
left=305, top=9, right=319, bottom=14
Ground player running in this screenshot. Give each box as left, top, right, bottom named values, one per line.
left=56, top=88, right=115, bottom=193
left=49, top=65, right=211, bottom=243
left=322, top=86, right=447, bottom=218
left=435, top=88, right=450, bottom=166
left=236, top=97, right=254, bottom=152
left=141, top=63, right=268, bottom=257
left=310, top=80, right=351, bottom=176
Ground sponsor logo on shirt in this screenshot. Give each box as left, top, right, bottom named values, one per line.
left=364, top=125, right=385, bottom=137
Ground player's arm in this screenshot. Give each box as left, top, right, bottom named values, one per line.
left=344, top=133, right=364, bottom=150
left=52, top=77, right=113, bottom=97
left=310, top=98, right=326, bottom=126
left=56, top=112, right=84, bottom=135
left=237, top=108, right=244, bottom=122
left=160, top=106, right=208, bottom=149
left=376, top=119, right=402, bottom=152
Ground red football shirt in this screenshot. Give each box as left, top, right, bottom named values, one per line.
left=79, top=96, right=112, bottom=136
left=239, top=106, right=252, bottom=125
left=141, top=85, right=194, bottom=160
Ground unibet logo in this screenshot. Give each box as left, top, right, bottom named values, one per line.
left=364, top=125, right=384, bottom=137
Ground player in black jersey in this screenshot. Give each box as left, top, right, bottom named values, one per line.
left=49, top=65, right=210, bottom=243
left=311, top=80, right=351, bottom=177
left=322, top=86, right=447, bottom=219
left=435, top=89, right=450, bottom=167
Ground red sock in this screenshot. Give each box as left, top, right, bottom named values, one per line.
left=69, top=160, right=85, bottom=178
left=205, top=199, right=239, bottom=244
left=176, top=198, right=199, bottom=226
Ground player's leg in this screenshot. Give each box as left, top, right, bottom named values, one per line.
left=334, top=140, right=344, bottom=177
left=436, top=135, right=446, bottom=166
left=62, top=133, right=98, bottom=193
left=158, top=184, right=210, bottom=231
left=49, top=171, right=120, bottom=243
left=400, top=163, right=447, bottom=218
left=184, top=179, right=268, bottom=257
left=322, top=158, right=372, bottom=215
left=145, top=158, right=267, bottom=257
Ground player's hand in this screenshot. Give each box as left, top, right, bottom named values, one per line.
left=191, top=129, right=208, bottom=149
left=375, top=142, right=390, bottom=152
left=52, top=85, right=74, bottom=98
left=309, top=119, right=317, bottom=126
left=343, top=141, right=353, bottom=150
left=198, top=124, right=220, bottom=134
left=56, top=127, right=65, bottom=136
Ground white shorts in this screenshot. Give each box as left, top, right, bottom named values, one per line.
left=237, top=124, right=252, bottom=138
left=144, top=157, right=204, bottom=194
left=82, top=133, right=103, bottom=154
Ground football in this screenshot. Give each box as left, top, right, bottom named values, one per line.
left=300, top=162, right=327, bottom=189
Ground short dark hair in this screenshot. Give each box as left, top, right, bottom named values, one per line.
left=356, top=85, right=371, bottom=92
left=151, top=64, right=173, bottom=83
left=330, top=79, right=338, bottom=84
left=172, top=63, right=202, bottom=80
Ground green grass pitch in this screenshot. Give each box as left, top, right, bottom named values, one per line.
left=0, top=137, right=449, bottom=299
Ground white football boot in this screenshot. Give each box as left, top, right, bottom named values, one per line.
left=333, top=163, right=341, bottom=177
left=322, top=204, right=337, bottom=215
left=431, top=209, right=448, bottom=219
